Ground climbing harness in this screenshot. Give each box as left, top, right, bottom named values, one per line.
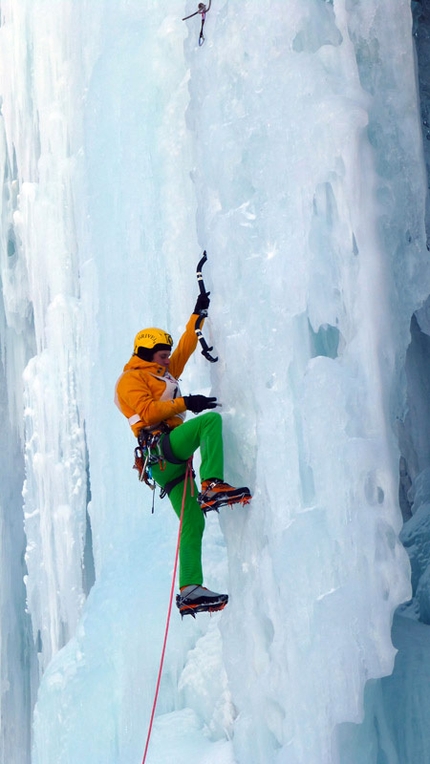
left=195, top=251, right=218, bottom=363
left=134, top=428, right=166, bottom=511
left=134, top=427, right=195, bottom=510
left=140, top=458, right=194, bottom=764
left=134, top=427, right=166, bottom=513
left=134, top=429, right=165, bottom=483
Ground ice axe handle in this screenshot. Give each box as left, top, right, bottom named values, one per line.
left=195, top=318, right=218, bottom=363
left=195, top=251, right=218, bottom=362
left=196, top=251, right=208, bottom=295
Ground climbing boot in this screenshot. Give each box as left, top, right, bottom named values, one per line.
left=176, top=585, right=228, bottom=618
left=198, top=479, right=252, bottom=512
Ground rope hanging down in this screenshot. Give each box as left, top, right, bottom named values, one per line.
left=195, top=251, right=218, bottom=363
left=141, top=458, right=194, bottom=764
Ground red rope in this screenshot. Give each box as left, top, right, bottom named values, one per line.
left=141, top=458, right=193, bottom=764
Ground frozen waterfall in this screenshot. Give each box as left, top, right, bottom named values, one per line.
left=0, top=2, right=429, bottom=763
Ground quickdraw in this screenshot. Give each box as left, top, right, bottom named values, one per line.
left=133, top=446, right=161, bottom=487
left=195, top=251, right=218, bottom=363
left=182, top=2, right=212, bottom=46
left=134, top=430, right=167, bottom=510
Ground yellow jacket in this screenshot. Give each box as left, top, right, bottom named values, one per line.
left=115, top=313, right=200, bottom=436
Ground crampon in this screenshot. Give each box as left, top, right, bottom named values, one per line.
left=176, top=586, right=229, bottom=618
left=197, top=481, right=252, bottom=513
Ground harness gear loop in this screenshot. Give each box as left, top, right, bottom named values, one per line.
left=195, top=251, right=218, bottom=363
left=134, top=428, right=167, bottom=503
left=133, top=446, right=156, bottom=483
left=134, top=428, right=195, bottom=504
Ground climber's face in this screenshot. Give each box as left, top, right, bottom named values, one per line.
left=153, top=350, right=171, bottom=368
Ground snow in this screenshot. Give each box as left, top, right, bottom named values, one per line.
left=0, top=1, right=429, bottom=763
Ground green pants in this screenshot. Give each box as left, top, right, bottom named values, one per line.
left=151, top=411, right=224, bottom=588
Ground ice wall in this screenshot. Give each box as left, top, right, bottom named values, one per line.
left=2, top=0, right=102, bottom=669
left=185, top=2, right=428, bottom=761
left=336, top=2, right=430, bottom=760
left=413, top=0, right=430, bottom=245
left=0, top=0, right=99, bottom=756
left=0, top=1, right=428, bottom=763
left=0, top=10, right=39, bottom=762
left=0, top=265, right=35, bottom=762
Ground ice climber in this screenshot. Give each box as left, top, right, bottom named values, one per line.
left=114, top=291, right=251, bottom=617
left=182, top=1, right=211, bottom=46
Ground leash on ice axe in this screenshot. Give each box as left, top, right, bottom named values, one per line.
left=195, top=251, right=218, bottom=363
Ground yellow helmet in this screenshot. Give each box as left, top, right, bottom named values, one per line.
left=133, top=328, right=173, bottom=355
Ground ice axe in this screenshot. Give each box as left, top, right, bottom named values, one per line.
left=195, top=251, right=218, bottom=363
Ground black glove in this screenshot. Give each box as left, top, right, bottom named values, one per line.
left=193, top=291, right=210, bottom=315
left=183, top=394, right=218, bottom=413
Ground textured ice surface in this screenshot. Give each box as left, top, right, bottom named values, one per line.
left=0, top=1, right=429, bottom=763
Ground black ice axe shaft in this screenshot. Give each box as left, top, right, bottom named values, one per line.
left=195, top=251, right=218, bottom=363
